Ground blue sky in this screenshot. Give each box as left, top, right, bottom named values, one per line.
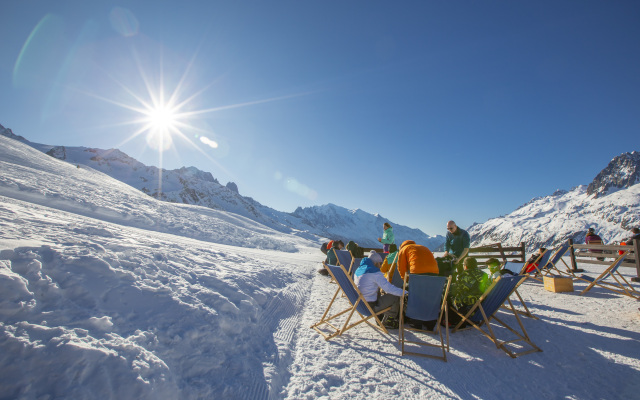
left=1, top=1, right=639, bottom=236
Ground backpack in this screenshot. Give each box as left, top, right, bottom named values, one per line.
left=436, top=257, right=455, bottom=278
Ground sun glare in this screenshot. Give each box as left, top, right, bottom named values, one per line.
left=146, top=104, right=178, bottom=131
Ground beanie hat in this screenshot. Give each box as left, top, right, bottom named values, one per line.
left=588, top=227, right=595, bottom=233
left=368, top=251, right=382, bottom=264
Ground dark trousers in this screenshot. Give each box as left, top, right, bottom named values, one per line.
left=368, top=294, right=400, bottom=318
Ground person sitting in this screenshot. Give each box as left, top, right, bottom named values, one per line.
left=447, top=257, right=491, bottom=327
left=353, top=251, right=406, bottom=329
left=380, top=243, right=399, bottom=281
left=396, top=240, right=438, bottom=280
left=585, top=228, right=605, bottom=261
left=524, top=247, right=547, bottom=273
left=346, top=240, right=365, bottom=258
left=625, top=228, right=640, bottom=246
left=487, top=258, right=502, bottom=281
left=318, top=240, right=345, bottom=276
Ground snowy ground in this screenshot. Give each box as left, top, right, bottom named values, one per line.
left=1, top=135, right=640, bottom=399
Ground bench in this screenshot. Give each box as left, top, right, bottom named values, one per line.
left=568, top=239, right=640, bottom=282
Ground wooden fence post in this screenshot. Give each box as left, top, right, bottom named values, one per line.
left=632, top=239, right=640, bottom=283
left=519, top=242, right=525, bottom=262
left=568, top=239, right=583, bottom=273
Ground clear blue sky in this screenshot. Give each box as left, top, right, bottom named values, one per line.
left=1, top=1, right=639, bottom=236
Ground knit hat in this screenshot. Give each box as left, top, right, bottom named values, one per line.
left=588, top=227, right=595, bottom=233
left=368, top=251, right=383, bottom=264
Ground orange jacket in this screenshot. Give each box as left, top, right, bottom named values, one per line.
left=397, top=240, right=438, bottom=278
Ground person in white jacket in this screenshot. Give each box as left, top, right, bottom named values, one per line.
left=353, top=251, right=406, bottom=328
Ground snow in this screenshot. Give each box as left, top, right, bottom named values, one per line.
left=1, top=134, right=640, bottom=399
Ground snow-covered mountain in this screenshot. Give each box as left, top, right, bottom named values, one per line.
left=0, top=124, right=444, bottom=249
left=290, top=204, right=444, bottom=248
left=468, top=152, right=640, bottom=253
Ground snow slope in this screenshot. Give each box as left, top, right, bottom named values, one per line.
left=1, top=132, right=640, bottom=399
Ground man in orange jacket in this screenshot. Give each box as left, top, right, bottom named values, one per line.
left=396, top=240, right=438, bottom=279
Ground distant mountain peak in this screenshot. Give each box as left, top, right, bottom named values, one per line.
left=587, top=151, right=640, bottom=198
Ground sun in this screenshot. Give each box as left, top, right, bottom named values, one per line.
left=146, top=104, right=178, bottom=131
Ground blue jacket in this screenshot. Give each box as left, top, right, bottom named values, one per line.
left=444, top=227, right=470, bottom=257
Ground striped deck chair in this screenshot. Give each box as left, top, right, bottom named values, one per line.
left=399, top=274, right=452, bottom=361
left=577, top=251, right=639, bottom=299
left=542, top=243, right=572, bottom=277
left=310, top=263, right=392, bottom=340
left=452, top=275, right=542, bottom=358
left=521, top=250, right=552, bottom=282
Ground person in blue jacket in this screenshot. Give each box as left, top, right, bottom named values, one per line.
left=354, top=251, right=406, bottom=329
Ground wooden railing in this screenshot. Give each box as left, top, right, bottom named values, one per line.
left=466, top=242, right=526, bottom=267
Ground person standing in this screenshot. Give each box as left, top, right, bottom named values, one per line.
left=443, top=220, right=471, bottom=273
left=378, top=222, right=395, bottom=253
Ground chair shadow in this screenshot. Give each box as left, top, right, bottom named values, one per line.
left=327, top=302, right=640, bottom=400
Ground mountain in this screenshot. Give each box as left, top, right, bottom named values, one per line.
left=586, top=151, right=640, bottom=198
left=468, top=152, right=640, bottom=253
left=290, top=204, right=444, bottom=248
left=0, top=124, right=443, bottom=249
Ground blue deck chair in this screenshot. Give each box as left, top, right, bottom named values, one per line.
left=399, top=274, right=452, bottom=361
left=542, top=243, right=572, bottom=277
left=577, top=251, right=639, bottom=299
left=389, top=258, right=405, bottom=290
left=452, top=275, right=542, bottom=358
left=310, top=263, right=392, bottom=341
left=334, top=249, right=354, bottom=272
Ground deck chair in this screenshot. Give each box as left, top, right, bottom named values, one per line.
left=520, top=250, right=552, bottom=282
left=310, top=263, right=392, bottom=340
left=389, top=259, right=405, bottom=290
left=496, top=261, right=537, bottom=320
left=577, top=251, right=640, bottom=299
left=452, top=275, right=542, bottom=358
left=542, top=243, right=572, bottom=277
left=399, top=274, right=452, bottom=361
left=334, top=249, right=354, bottom=273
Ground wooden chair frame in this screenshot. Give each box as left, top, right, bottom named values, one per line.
left=311, top=263, right=391, bottom=341
left=540, top=243, right=572, bottom=277
left=576, top=251, right=640, bottom=299
left=498, top=261, right=538, bottom=320
left=399, top=274, right=452, bottom=361
left=452, top=275, right=542, bottom=358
